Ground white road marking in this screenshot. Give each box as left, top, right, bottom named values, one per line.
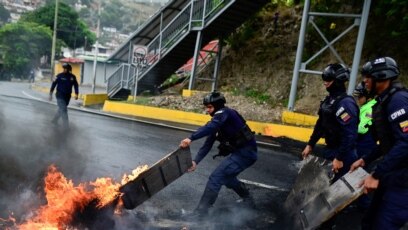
left=22, top=90, right=43, bottom=101
left=239, top=179, right=289, bottom=192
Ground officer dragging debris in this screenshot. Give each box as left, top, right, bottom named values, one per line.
left=179, top=91, right=258, bottom=220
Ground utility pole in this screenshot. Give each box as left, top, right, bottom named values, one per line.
left=50, top=0, right=59, bottom=81
left=92, top=0, right=101, bottom=94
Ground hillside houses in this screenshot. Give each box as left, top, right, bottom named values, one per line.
left=1, top=0, right=43, bottom=22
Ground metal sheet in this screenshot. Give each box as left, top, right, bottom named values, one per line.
left=283, top=156, right=368, bottom=230
left=283, top=156, right=332, bottom=229
left=300, top=167, right=368, bottom=230
left=119, top=147, right=192, bottom=209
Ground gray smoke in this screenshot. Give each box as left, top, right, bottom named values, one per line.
left=0, top=98, right=90, bottom=223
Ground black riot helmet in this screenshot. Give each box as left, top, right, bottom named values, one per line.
left=62, top=63, right=72, bottom=72
left=322, top=63, right=350, bottom=82
left=352, top=81, right=369, bottom=98
left=203, top=91, right=226, bottom=106
left=361, top=57, right=399, bottom=81
left=203, top=91, right=226, bottom=115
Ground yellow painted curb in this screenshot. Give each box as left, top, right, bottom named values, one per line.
left=103, top=100, right=324, bottom=144
left=103, top=100, right=210, bottom=126
left=182, top=89, right=203, bottom=97
left=281, top=110, right=318, bottom=127
left=83, top=94, right=108, bottom=106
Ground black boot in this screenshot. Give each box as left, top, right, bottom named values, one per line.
left=184, top=188, right=218, bottom=221
left=232, top=182, right=256, bottom=209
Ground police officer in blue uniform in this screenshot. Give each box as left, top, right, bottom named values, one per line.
left=302, top=63, right=359, bottom=229
left=180, top=91, right=257, bottom=218
left=352, top=81, right=378, bottom=210
left=302, top=63, right=359, bottom=179
left=353, top=81, right=377, bottom=160
left=49, top=63, right=79, bottom=128
left=350, top=57, right=408, bottom=230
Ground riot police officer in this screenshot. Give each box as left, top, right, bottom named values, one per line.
left=302, top=63, right=359, bottom=179
left=301, top=63, right=359, bottom=228
left=179, top=91, right=257, bottom=219
left=350, top=57, right=408, bottom=230
left=49, top=63, right=79, bottom=128
left=353, top=81, right=377, bottom=161
left=353, top=81, right=377, bottom=209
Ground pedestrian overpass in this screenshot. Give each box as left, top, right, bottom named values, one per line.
left=106, top=0, right=269, bottom=100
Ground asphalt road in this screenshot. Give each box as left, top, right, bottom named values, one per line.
left=0, top=81, right=381, bottom=230
left=0, top=82, right=303, bottom=229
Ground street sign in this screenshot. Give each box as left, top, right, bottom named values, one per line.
left=132, top=45, right=148, bottom=67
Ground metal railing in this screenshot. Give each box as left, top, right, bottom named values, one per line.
left=107, top=0, right=231, bottom=98
left=107, top=63, right=135, bottom=97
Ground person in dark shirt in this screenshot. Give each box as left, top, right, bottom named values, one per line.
left=353, top=81, right=377, bottom=160
left=29, top=69, right=35, bottom=83
left=49, top=63, right=79, bottom=128
left=302, top=63, right=359, bottom=178
left=179, top=91, right=257, bottom=219
left=302, top=63, right=359, bottom=229
left=352, top=81, right=377, bottom=210
left=350, top=57, right=408, bottom=230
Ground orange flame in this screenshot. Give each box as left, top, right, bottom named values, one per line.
left=5, top=164, right=148, bottom=229
left=121, top=165, right=149, bottom=185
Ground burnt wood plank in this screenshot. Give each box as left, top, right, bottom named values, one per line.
left=120, top=147, right=192, bottom=209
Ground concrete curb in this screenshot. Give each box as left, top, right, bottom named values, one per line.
left=102, top=100, right=323, bottom=144
left=29, top=85, right=323, bottom=145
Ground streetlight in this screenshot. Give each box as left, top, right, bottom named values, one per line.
left=50, top=0, right=59, bottom=81
left=92, top=0, right=101, bottom=94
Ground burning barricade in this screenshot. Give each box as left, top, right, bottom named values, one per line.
left=0, top=147, right=191, bottom=229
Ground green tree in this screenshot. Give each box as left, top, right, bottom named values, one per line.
left=371, top=0, right=408, bottom=38
left=21, top=2, right=96, bottom=50
left=0, top=22, right=52, bottom=79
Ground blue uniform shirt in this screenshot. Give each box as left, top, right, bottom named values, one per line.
left=334, top=96, right=359, bottom=161
left=308, top=93, right=359, bottom=161
left=190, top=107, right=257, bottom=164
left=369, top=90, right=408, bottom=183
left=50, top=72, right=79, bottom=96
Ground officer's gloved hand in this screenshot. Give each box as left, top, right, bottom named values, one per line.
left=75, top=94, right=79, bottom=100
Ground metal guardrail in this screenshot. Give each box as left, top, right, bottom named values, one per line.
left=107, top=0, right=231, bottom=98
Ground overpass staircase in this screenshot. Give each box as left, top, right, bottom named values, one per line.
left=106, top=0, right=269, bottom=100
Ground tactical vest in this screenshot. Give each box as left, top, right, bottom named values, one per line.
left=319, top=93, right=349, bottom=148
left=372, top=84, right=406, bottom=155
left=214, top=108, right=254, bottom=159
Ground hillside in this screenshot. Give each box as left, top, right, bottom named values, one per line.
left=77, top=0, right=163, bottom=36
left=137, top=2, right=408, bottom=123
